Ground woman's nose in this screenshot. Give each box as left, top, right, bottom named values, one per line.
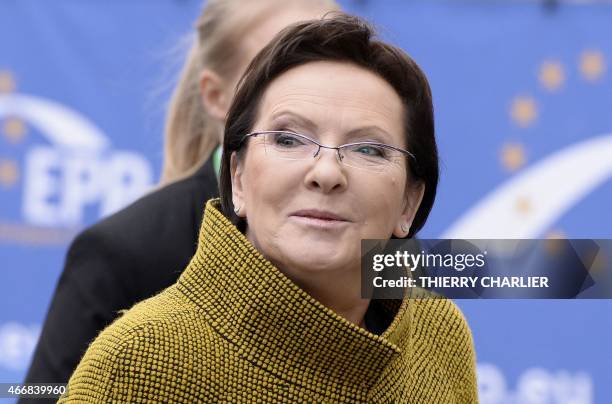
left=303, top=147, right=348, bottom=193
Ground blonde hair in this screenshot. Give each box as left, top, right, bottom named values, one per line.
left=160, top=0, right=339, bottom=184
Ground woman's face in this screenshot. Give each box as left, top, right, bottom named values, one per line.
left=231, top=61, right=424, bottom=280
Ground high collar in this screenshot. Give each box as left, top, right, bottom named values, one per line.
left=177, top=199, right=414, bottom=396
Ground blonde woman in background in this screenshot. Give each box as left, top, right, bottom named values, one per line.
left=21, top=0, right=338, bottom=397
left=162, top=0, right=338, bottom=183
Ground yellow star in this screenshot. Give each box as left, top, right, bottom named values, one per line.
left=590, top=251, right=607, bottom=274
left=0, top=70, right=16, bottom=93
left=544, top=230, right=567, bottom=255
left=539, top=60, right=565, bottom=91
left=500, top=142, right=527, bottom=172
left=510, top=96, right=537, bottom=127
left=545, top=229, right=566, bottom=239
left=580, top=50, right=606, bottom=81
left=544, top=235, right=566, bottom=256
left=515, top=197, right=531, bottom=215
left=0, top=159, right=19, bottom=188
left=2, top=117, right=27, bottom=144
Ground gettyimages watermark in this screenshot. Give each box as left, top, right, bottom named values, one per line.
left=361, top=239, right=611, bottom=299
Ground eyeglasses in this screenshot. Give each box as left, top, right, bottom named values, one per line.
left=240, top=130, right=416, bottom=172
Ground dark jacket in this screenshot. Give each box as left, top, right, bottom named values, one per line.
left=21, top=159, right=218, bottom=402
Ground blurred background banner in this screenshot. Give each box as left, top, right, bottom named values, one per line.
left=0, top=1, right=610, bottom=403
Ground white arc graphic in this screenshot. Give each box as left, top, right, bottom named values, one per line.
left=443, top=134, right=612, bottom=238
left=0, top=94, right=109, bottom=151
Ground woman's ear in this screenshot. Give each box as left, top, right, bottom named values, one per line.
left=393, top=183, right=425, bottom=238
left=199, top=68, right=231, bottom=122
left=230, top=152, right=246, bottom=217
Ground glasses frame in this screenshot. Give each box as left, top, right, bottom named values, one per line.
left=240, top=130, right=417, bottom=170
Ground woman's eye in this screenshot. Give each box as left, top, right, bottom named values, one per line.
left=354, top=144, right=385, bottom=157
left=274, top=133, right=304, bottom=147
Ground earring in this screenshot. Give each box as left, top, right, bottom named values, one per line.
left=234, top=205, right=240, bottom=214
left=401, top=223, right=411, bottom=234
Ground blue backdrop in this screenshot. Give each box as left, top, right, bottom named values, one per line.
left=1, top=1, right=610, bottom=403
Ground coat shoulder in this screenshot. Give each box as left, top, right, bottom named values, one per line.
left=410, top=295, right=479, bottom=403
left=59, top=288, right=210, bottom=402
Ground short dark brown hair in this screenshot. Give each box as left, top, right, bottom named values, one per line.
left=219, top=13, right=438, bottom=238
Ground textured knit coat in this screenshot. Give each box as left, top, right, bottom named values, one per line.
left=59, top=199, right=479, bottom=403
left=23, top=158, right=218, bottom=399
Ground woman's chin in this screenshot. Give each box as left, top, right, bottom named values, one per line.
left=278, top=246, right=357, bottom=275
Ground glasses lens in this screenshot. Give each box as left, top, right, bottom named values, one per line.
left=341, top=143, right=405, bottom=171
left=263, top=132, right=318, bottom=160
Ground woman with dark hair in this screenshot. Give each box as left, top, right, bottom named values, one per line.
left=60, top=14, right=477, bottom=403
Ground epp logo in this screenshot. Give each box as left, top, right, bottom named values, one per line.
left=0, top=93, right=153, bottom=233
left=478, top=363, right=593, bottom=404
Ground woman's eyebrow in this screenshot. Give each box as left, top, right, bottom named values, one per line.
left=269, top=112, right=397, bottom=144
left=269, top=111, right=318, bottom=131
left=344, top=126, right=395, bottom=144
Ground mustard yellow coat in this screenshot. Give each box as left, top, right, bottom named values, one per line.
left=60, top=199, right=478, bottom=403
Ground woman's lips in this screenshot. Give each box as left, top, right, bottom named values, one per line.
left=290, top=210, right=351, bottom=229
